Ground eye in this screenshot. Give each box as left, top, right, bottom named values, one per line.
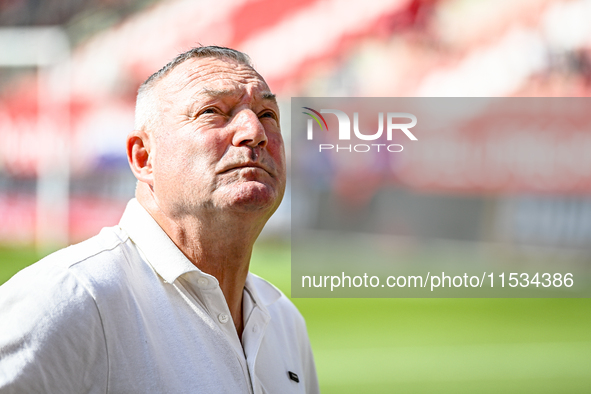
left=259, top=110, right=278, bottom=121
left=195, top=106, right=228, bottom=123
left=201, top=107, right=217, bottom=115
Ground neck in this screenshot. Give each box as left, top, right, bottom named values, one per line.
left=137, top=186, right=268, bottom=339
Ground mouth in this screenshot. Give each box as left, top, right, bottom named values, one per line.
left=221, top=162, right=272, bottom=175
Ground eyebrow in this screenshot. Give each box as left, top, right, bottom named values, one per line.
left=200, top=87, right=239, bottom=98
left=199, top=87, right=277, bottom=104
left=262, top=92, right=277, bottom=103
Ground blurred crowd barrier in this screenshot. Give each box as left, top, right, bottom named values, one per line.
left=1, top=0, right=590, bottom=247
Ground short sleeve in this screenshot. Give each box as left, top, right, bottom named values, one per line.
left=0, top=261, right=108, bottom=394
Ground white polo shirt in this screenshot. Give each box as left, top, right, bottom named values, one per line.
left=0, top=199, right=319, bottom=394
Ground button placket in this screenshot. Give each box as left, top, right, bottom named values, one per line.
left=243, top=307, right=270, bottom=394
left=184, top=273, right=252, bottom=392
left=173, top=279, right=253, bottom=394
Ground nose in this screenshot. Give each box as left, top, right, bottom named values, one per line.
left=231, top=109, right=268, bottom=149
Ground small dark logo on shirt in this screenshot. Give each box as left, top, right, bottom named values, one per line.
left=288, top=371, right=299, bottom=383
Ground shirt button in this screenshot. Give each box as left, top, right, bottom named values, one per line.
left=197, top=277, right=209, bottom=287
left=252, top=325, right=258, bottom=333
left=218, top=313, right=229, bottom=324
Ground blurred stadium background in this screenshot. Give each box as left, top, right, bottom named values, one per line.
left=1, top=0, right=590, bottom=392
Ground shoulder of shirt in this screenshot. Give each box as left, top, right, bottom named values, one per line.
left=48, top=225, right=129, bottom=269
left=7, top=225, right=131, bottom=289
left=0, top=226, right=132, bottom=342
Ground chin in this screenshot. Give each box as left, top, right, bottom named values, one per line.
left=222, top=182, right=284, bottom=214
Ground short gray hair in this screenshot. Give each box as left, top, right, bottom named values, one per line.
left=134, top=46, right=253, bottom=132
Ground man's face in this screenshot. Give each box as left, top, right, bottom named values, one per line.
left=149, top=56, right=286, bottom=220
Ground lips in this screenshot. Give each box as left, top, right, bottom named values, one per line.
left=220, top=162, right=272, bottom=176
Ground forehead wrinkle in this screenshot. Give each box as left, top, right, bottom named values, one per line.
left=184, top=64, right=261, bottom=87
left=157, top=56, right=260, bottom=92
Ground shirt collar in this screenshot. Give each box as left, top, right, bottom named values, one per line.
left=245, top=273, right=281, bottom=307
left=119, top=198, right=205, bottom=284
left=119, top=198, right=281, bottom=306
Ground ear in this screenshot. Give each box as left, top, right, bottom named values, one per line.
left=126, top=129, right=154, bottom=186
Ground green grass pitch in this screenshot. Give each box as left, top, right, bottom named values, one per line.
left=2, top=243, right=590, bottom=393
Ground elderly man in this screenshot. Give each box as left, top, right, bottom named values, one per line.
left=0, top=46, right=319, bottom=393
